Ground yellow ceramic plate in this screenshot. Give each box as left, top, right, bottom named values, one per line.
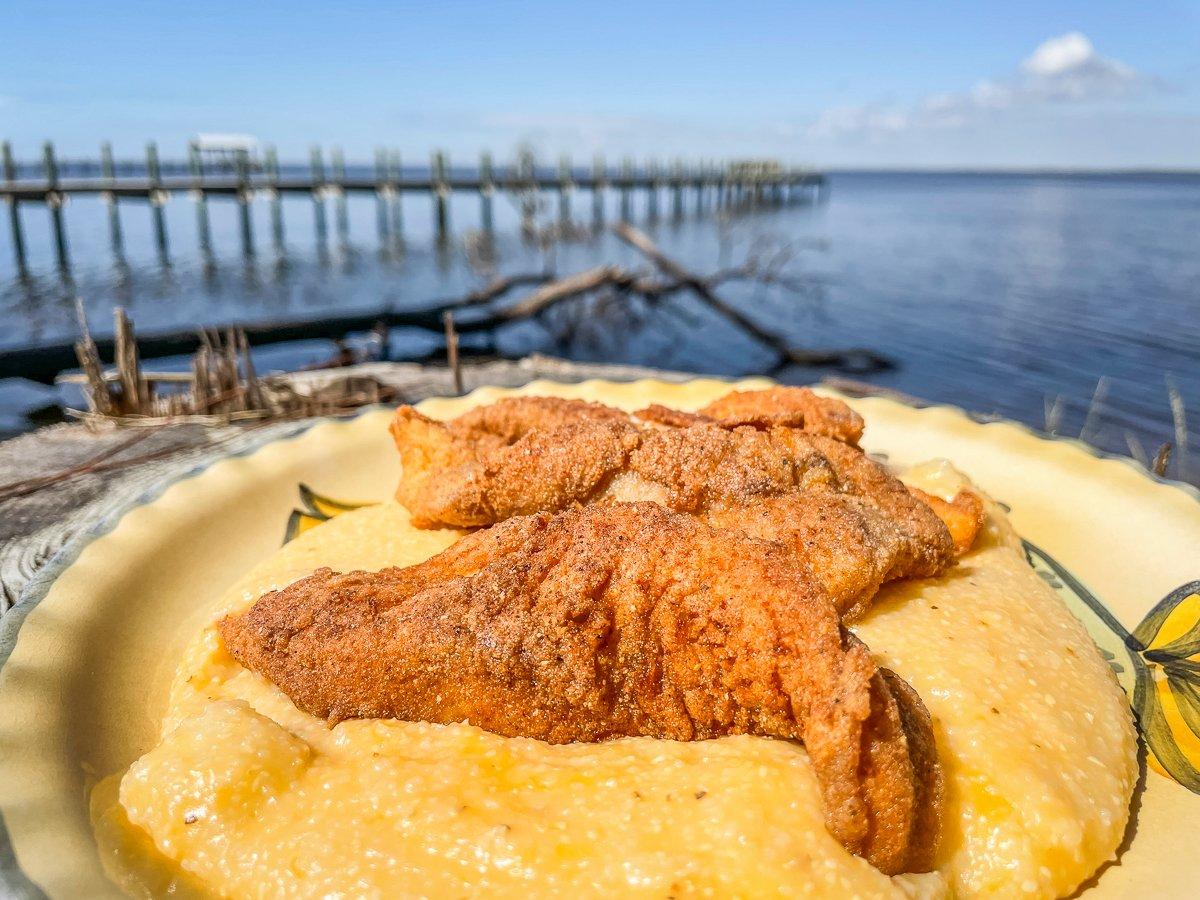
left=1, top=378, right=1198, bottom=898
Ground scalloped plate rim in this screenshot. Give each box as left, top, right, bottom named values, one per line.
left=0, top=376, right=1196, bottom=897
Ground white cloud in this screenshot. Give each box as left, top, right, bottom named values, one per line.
left=810, top=32, right=1159, bottom=139
left=1020, top=32, right=1151, bottom=101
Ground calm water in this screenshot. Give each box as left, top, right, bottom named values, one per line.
left=1, top=171, right=1196, bottom=483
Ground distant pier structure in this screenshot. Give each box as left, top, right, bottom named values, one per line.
left=0, top=137, right=827, bottom=274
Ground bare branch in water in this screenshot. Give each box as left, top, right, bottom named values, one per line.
left=438, top=272, right=556, bottom=310
left=612, top=222, right=891, bottom=373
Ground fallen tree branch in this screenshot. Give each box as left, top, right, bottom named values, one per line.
left=612, top=222, right=891, bottom=372
left=439, top=271, right=555, bottom=310
left=497, top=266, right=625, bottom=320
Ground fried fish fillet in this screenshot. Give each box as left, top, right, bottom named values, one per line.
left=442, top=385, right=864, bottom=446
left=390, top=390, right=981, bottom=619
left=220, top=502, right=942, bottom=875
left=640, top=384, right=866, bottom=442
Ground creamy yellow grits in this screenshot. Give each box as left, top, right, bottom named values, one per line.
left=95, top=454, right=1136, bottom=899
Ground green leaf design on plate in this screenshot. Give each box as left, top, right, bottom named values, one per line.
left=282, top=483, right=372, bottom=544
left=1025, top=539, right=1200, bottom=794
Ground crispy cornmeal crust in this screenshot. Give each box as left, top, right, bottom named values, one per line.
left=220, top=502, right=941, bottom=875
left=390, top=389, right=981, bottom=619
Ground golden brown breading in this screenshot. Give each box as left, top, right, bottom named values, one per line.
left=638, top=385, right=865, bottom=444
left=390, top=391, right=979, bottom=618
left=449, top=395, right=632, bottom=451
left=698, top=385, right=867, bottom=443
left=219, top=502, right=941, bottom=875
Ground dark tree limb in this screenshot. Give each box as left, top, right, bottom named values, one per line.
left=439, top=271, right=555, bottom=310
left=612, top=222, right=891, bottom=373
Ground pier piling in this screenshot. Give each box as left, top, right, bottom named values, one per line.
left=479, top=151, right=494, bottom=236
left=591, top=154, right=605, bottom=227
left=374, top=147, right=389, bottom=246
left=671, top=159, right=684, bottom=220
left=558, top=155, right=572, bottom=225
left=3, top=142, right=28, bottom=276
left=235, top=148, right=255, bottom=258
left=265, top=145, right=285, bottom=256
left=619, top=157, right=633, bottom=221
left=188, top=142, right=211, bottom=260
left=646, top=159, right=659, bottom=221
left=310, top=145, right=328, bottom=252
left=102, top=142, right=126, bottom=262
left=431, top=150, right=449, bottom=243
left=145, top=141, right=168, bottom=266
left=44, top=142, right=70, bottom=271
left=332, top=146, right=350, bottom=247
left=518, top=148, right=536, bottom=237
left=388, top=149, right=403, bottom=245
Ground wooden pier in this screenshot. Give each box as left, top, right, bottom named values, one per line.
left=0, top=141, right=826, bottom=272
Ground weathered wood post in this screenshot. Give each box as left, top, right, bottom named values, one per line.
left=591, top=153, right=605, bottom=227
left=99, top=141, right=127, bottom=263
left=374, top=147, right=390, bottom=246
left=331, top=146, right=349, bottom=247
left=145, top=141, right=169, bottom=266
left=695, top=161, right=707, bottom=215
left=188, top=141, right=212, bottom=260
left=646, top=159, right=659, bottom=221
left=310, top=145, right=329, bottom=252
left=1, top=142, right=26, bottom=276
left=479, top=150, right=494, bottom=236
left=265, top=145, right=285, bottom=256
left=671, top=159, right=684, bottom=220
left=431, top=150, right=449, bottom=243
left=388, top=149, right=404, bottom=244
left=619, top=157, right=633, bottom=221
left=518, top=148, right=537, bottom=237
left=557, top=155, right=572, bottom=225
left=44, top=141, right=71, bottom=271
left=234, top=148, right=255, bottom=258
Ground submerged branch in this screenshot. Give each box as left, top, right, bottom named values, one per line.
left=612, top=223, right=891, bottom=373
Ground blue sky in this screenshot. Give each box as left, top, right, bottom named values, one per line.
left=2, top=1, right=1197, bottom=168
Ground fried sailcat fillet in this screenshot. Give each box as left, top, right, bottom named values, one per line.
left=639, top=384, right=866, bottom=443
left=390, top=391, right=981, bottom=619
left=219, top=502, right=942, bottom=876
left=443, top=385, right=865, bottom=446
